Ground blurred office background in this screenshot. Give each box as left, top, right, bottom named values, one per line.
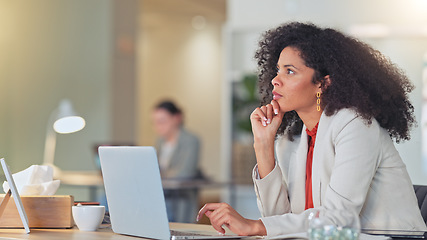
left=1, top=0, right=427, bottom=220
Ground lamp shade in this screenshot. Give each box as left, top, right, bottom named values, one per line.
left=54, top=116, right=85, bottom=134
left=53, top=100, right=86, bottom=134
left=43, top=99, right=86, bottom=172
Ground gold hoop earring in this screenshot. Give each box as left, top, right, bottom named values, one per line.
left=316, top=92, right=321, bottom=111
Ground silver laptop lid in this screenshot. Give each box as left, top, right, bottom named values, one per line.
left=99, top=146, right=170, bottom=239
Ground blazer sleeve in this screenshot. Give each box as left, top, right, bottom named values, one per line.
left=252, top=163, right=291, bottom=217
left=252, top=163, right=316, bottom=237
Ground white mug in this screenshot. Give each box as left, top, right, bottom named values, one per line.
left=72, top=205, right=105, bottom=231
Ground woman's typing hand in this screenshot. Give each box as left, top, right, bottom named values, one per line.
left=196, top=203, right=267, bottom=236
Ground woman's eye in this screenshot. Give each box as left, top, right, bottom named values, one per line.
left=287, top=69, right=294, bottom=74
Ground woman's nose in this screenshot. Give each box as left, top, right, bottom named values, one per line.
left=271, top=76, right=281, bottom=87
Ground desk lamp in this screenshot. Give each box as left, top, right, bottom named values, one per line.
left=43, top=99, right=85, bottom=178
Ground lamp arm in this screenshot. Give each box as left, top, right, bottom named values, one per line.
left=42, top=109, right=58, bottom=166
left=43, top=127, right=56, bottom=166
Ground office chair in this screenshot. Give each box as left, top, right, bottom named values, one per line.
left=414, top=185, right=427, bottom=224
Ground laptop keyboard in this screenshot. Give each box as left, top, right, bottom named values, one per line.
left=171, top=230, right=212, bottom=237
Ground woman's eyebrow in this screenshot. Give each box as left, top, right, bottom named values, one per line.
left=283, top=64, right=299, bottom=70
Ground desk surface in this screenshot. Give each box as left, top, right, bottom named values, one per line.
left=58, top=171, right=227, bottom=190
left=0, top=223, right=222, bottom=240
left=59, top=171, right=103, bottom=187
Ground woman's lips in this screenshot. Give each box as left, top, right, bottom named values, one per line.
left=272, top=91, right=283, bottom=100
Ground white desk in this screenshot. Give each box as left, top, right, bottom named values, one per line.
left=59, top=171, right=227, bottom=190
left=58, top=171, right=103, bottom=187
left=57, top=171, right=104, bottom=201
left=162, top=179, right=228, bottom=190
left=58, top=171, right=228, bottom=201
left=0, top=223, right=228, bottom=240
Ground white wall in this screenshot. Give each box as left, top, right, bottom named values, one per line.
left=0, top=0, right=113, bottom=199
left=226, top=0, right=427, bottom=184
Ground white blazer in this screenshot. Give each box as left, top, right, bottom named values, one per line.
left=252, top=108, right=426, bottom=237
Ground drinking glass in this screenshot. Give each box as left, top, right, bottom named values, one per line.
left=308, top=209, right=360, bottom=240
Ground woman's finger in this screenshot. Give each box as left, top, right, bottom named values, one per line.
left=265, top=104, right=273, bottom=124
left=205, top=204, right=250, bottom=236
left=270, top=100, right=280, bottom=115
left=198, top=203, right=230, bottom=234
left=206, top=210, right=227, bottom=234
left=197, top=203, right=222, bottom=221
left=260, top=106, right=269, bottom=126
left=205, top=203, right=236, bottom=234
left=250, top=107, right=267, bottom=126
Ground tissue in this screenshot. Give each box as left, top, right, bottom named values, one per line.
left=2, top=165, right=60, bottom=195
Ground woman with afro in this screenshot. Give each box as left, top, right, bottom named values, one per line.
left=197, top=22, right=427, bottom=237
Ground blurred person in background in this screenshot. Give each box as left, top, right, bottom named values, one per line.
left=152, top=100, right=202, bottom=223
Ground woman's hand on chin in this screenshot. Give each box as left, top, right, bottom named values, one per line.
left=250, top=100, right=284, bottom=145
left=250, top=100, right=284, bottom=178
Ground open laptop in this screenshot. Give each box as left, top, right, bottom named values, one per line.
left=362, top=229, right=426, bottom=239
left=98, top=146, right=247, bottom=240
left=0, top=158, right=30, bottom=234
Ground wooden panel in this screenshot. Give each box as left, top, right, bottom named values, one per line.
left=0, top=195, right=74, bottom=228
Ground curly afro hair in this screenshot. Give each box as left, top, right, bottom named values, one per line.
left=255, top=22, right=415, bottom=143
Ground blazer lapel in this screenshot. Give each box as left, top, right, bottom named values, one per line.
left=311, top=111, right=332, bottom=207
left=289, top=125, right=308, bottom=213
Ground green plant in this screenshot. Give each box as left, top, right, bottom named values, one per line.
left=232, top=74, right=259, bottom=133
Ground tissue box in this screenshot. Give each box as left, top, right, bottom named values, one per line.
left=0, top=195, right=74, bottom=228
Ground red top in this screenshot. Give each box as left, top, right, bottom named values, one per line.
left=305, top=122, right=319, bottom=210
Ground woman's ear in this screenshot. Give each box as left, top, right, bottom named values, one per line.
left=320, top=75, right=331, bottom=92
